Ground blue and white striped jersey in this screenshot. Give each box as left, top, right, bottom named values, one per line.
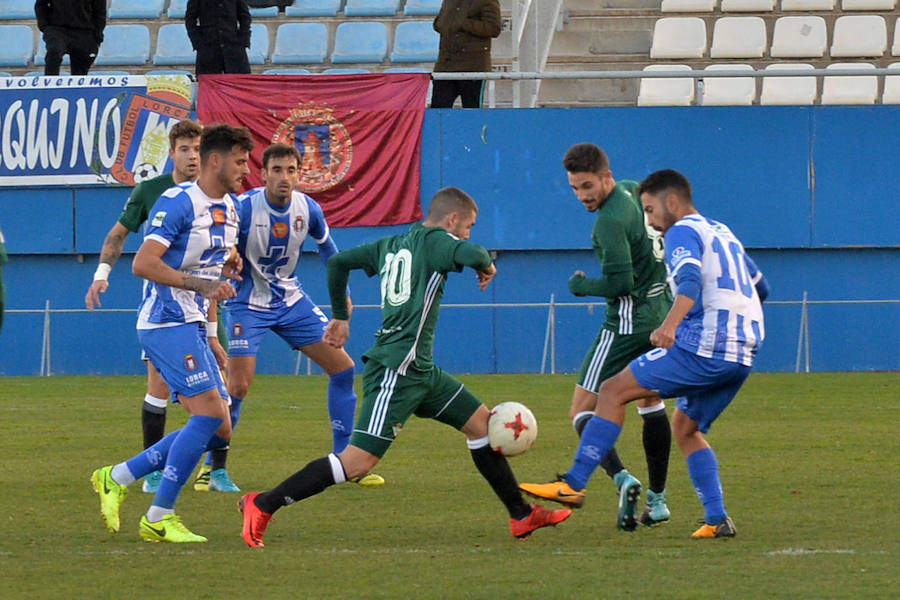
left=137, top=181, right=240, bottom=330
left=232, top=187, right=333, bottom=311
left=665, top=214, right=765, bottom=366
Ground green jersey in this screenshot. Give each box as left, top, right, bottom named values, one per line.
left=571, top=180, right=670, bottom=334
left=117, top=173, right=176, bottom=233
left=328, top=222, right=492, bottom=376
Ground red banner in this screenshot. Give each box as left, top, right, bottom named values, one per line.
left=197, top=73, right=429, bottom=227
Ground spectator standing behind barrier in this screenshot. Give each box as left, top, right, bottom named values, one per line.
left=431, top=0, right=501, bottom=108
left=35, top=0, right=106, bottom=76
left=185, top=0, right=252, bottom=75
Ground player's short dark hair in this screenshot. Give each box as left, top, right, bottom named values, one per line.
left=563, top=142, right=609, bottom=174
left=262, top=143, right=301, bottom=169
left=168, top=119, right=202, bottom=149
left=636, top=169, right=693, bottom=203
left=200, top=123, right=255, bottom=162
left=427, top=187, right=478, bottom=221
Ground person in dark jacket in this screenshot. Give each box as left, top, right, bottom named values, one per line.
left=185, top=0, right=252, bottom=75
left=431, top=0, right=502, bottom=108
left=34, top=0, right=106, bottom=76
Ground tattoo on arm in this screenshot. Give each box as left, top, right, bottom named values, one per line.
left=181, top=275, right=219, bottom=295
left=99, top=231, right=127, bottom=265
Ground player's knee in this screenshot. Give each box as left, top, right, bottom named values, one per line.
left=228, top=378, right=251, bottom=399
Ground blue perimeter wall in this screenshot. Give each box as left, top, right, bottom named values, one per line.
left=1, top=106, right=898, bottom=375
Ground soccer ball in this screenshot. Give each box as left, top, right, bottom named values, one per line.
left=488, top=402, right=537, bottom=457
left=133, top=163, right=160, bottom=183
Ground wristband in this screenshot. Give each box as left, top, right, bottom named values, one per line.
left=206, top=322, right=218, bottom=337
left=93, top=263, right=112, bottom=281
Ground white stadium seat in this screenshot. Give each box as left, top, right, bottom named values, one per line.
left=650, top=18, right=708, bottom=59
left=771, top=16, right=827, bottom=58
left=841, top=0, right=896, bottom=9
left=760, top=63, right=817, bottom=105
left=702, top=64, right=757, bottom=105
left=660, top=0, right=717, bottom=11
left=781, top=0, right=835, bottom=9
left=830, top=15, right=887, bottom=57
left=821, top=63, right=878, bottom=104
left=881, top=62, right=900, bottom=103
left=895, top=18, right=900, bottom=55
left=638, top=64, right=696, bottom=106
left=720, top=0, right=776, bottom=11
left=710, top=17, right=767, bottom=58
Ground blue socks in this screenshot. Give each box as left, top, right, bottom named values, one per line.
left=328, top=367, right=356, bottom=454
left=565, top=416, right=622, bottom=491
left=204, top=396, right=241, bottom=466
left=686, top=447, right=727, bottom=524
left=154, top=415, right=223, bottom=509
left=126, top=430, right=179, bottom=479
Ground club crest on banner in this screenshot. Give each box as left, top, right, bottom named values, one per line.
left=271, top=102, right=353, bottom=193
left=110, top=94, right=191, bottom=186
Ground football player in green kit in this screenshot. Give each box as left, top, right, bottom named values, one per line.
left=238, top=186, right=572, bottom=547
left=520, top=143, right=673, bottom=530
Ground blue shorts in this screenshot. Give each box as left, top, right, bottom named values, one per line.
left=630, top=345, right=752, bottom=433
left=137, top=323, right=227, bottom=402
left=225, top=295, right=329, bottom=356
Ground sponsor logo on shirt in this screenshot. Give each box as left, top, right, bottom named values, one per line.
left=670, top=246, right=692, bottom=268
left=272, top=222, right=289, bottom=238
left=212, top=208, right=226, bottom=225
left=151, top=211, right=167, bottom=227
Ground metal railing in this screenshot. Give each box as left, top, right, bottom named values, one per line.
left=6, top=294, right=898, bottom=376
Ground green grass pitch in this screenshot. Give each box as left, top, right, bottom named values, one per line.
left=1, top=372, right=897, bottom=599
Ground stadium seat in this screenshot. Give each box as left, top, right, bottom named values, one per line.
left=404, top=0, right=442, bottom=16
left=0, top=71, right=11, bottom=77
left=710, top=17, right=767, bottom=59
left=25, top=70, right=68, bottom=77
left=701, top=64, right=756, bottom=105
left=108, top=0, right=164, bottom=19
left=249, top=23, right=270, bottom=65
left=153, top=24, right=196, bottom=66
left=760, top=63, right=817, bottom=105
left=385, top=67, right=429, bottom=72
left=331, top=22, right=388, bottom=63
left=285, top=0, right=341, bottom=16
left=821, top=63, right=878, bottom=104
left=390, top=21, right=439, bottom=63
left=249, top=6, right=279, bottom=17
left=272, top=23, right=328, bottom=64
left=720, top=0, right=775, bottom=10
left=881, top=62, right=900, bottom=103
left=770, top=16, right=827, bottom=58
left=650, top=18, right=707, bottom=59
left=167, top=0, right=188, bottom=19
left=780, top=0, right=835, bottom=9
left=89, top=70, right=132, bottom=76
left=638, top=64, right=695, bottom=106
left=841, top=0, right=895, bottom=8
left=146, top=69, right=192, bottom=77
left=344, top=0, right=401, bottom=16
left=263, top=68, right=311, bottom=74
left=830, top=15, right=887, bottom=58
left=321, top=68, right=371, bottom=73
left=0, top=25, right=32, bottom=67
left=35, top=38, right=70, bottom=67
left=659, top=0, right=716, bottom=10
left=894, top=20, right=900, bottom=55
left=95, top=25, right=150, bottom=66
left=0, top=0, right=36, bottom=19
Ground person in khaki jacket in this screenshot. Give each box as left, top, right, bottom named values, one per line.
left=431, top=0, right=502, bottom=108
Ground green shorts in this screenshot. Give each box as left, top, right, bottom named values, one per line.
left=349, top=360, right=482, bottom=458
left=577, top=328, right=654, bottom=393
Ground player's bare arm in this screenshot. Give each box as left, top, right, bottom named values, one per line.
left=206, top=300, right=228, bottom=369
left=85, top=221, right=131, bottom=309
left=650, top=294, right=694, bottom=349
left=133, top=239, right=237, bottom=301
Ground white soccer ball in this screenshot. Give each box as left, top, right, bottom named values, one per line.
left=488, top=401, right=538, bottom=457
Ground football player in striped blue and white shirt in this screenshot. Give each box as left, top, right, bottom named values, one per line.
left=90, top=124, right=254, bottom=543
left=222, top=143, right=382, bottom=487
left=521, top=169, right=769, bottom=540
